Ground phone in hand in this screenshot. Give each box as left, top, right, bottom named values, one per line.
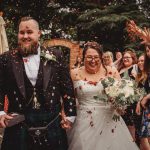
left=6, top=113, right=25, bottom=127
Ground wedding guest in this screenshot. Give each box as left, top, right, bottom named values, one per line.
left=67, top=41, right=139, bottom=150
left=72, top=56, right=83, bottom=69
left=102, top=51, right=115, bottom=67
left=118, top=50, right=138, bottom=79
left=136, top=45, right=150, bottom=150
left=128, top=20, right=150, bottom=150
left=114, top=51, right=122, bottom=68
left=118, top=50, right=138, bottom=142
left=115, top=51, right=122, bottom=60
left=134, top=54, right=145, bottom=147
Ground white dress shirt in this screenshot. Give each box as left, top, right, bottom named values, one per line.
left=23, top=47, right=40, bottom=86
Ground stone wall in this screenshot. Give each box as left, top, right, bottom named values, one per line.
left=42, top=39, right=82, bottom=69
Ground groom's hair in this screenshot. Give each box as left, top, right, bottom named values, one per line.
left=18, top=16, right=40, bottom=30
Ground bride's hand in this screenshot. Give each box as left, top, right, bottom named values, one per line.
left=60, top=110, right=72, bottom=130
left=116, top=108, right=126, bottom=115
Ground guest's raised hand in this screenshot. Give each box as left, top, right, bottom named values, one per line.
left=141, top=28, right=150, bottom=45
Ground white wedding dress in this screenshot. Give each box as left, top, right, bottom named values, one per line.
left=67, top=80, right=139, bottom=150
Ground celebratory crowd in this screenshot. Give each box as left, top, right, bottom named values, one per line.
left=0, top=16, right=149, bottom=150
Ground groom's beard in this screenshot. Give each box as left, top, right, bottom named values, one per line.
left=18, top=42, right=39, bottom=57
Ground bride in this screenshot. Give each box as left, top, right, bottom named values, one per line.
left=67, top=42, right=139, bottom=150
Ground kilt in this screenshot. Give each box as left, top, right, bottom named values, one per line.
left=1, top=109, right=68, bottom=150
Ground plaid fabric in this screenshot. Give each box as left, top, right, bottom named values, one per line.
left=24, top=105, right=61, bottom=127
left=1, top=111, right=68, bottom=150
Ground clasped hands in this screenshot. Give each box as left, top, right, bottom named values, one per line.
left=0, top=112, right=73, bottom=129
left=60, top=111, right=72, bottom=130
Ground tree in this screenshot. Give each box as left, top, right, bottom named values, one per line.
left=0, top=0, right=150, bottom=52
left=76, top=1, right=150, bottom=51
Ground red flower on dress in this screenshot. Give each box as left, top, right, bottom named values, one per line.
left=63, top=94, right=68, bottom=99
left=86, top=110, right=92, bottom=114
left=108, top=71, right=113, bottom=75
left=90, top=121, right=94, bottom=127
left=79, top=86, right=82, bottom=90
left=111, top=129, right=114, bottom=133
left=87, top=81, right=97, bottom=86
left=23, top=58, right=28, bottom=63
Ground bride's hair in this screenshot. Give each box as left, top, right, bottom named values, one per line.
left=82, top=41, right=107, bottom=75
left=82, top=41, right=103, bottom=61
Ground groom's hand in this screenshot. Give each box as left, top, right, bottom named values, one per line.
left=61, top=119, right=72, bottom=130
left=60, top=110, right=73, bottom=129
left=0, top=114, right=13, bottom=128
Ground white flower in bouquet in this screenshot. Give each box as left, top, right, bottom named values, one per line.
left=105, top=85, right=119, bottom=97
left=122, top=86, right=134, bottom=98
left=126, top=80, right=134, bottom=87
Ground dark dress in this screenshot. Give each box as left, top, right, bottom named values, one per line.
left=139, top=75, right=150, bottom=137
left=120, top=66, right=138, bottom=126
left=120, top=66, right=142, bottom=146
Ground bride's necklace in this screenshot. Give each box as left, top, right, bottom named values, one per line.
left=85, top=67, right=100, bottom=74
left=83, top=67, right=104, bottom=82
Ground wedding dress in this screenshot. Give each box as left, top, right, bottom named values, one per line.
left=67, top=80, right=139, bottom=150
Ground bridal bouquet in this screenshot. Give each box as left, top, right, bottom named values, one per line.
left=94, top=77, right=146, bottom=121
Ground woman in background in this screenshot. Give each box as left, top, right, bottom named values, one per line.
left=72, top=56, right=83, bottom=69
left=102, top=51, right=114, bottom=67
left=135, top=54, right=145, bottom=148
left=136, top=45, right=150, bottom=150
left=114, top=51, right=122, bottom=68
left=117, top=50, right=138, bottom=143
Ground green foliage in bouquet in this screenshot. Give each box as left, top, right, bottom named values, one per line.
left=94, top=77, right=146, bottom=121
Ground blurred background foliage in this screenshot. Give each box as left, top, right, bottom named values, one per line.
left=0, top=0, right=150, bottom=52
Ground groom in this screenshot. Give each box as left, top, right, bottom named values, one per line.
left=0, top=16, right=76, bottom=150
